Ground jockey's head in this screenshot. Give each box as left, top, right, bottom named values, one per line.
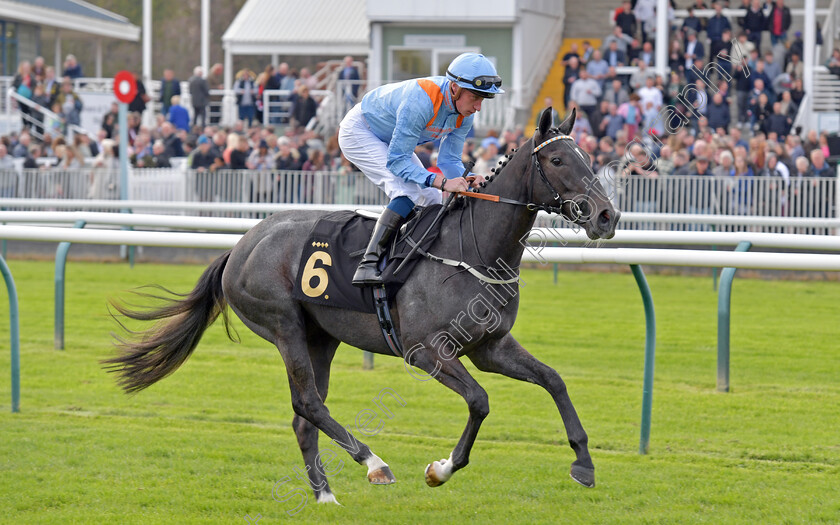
left=446, top=53, right=504, bottom=117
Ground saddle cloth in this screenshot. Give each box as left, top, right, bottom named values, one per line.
left=291, top=206, right=444, bottom=313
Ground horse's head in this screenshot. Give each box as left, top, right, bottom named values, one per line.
left=530, top=108, right=620, bottom=239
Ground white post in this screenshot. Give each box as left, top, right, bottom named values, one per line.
left=369, top=23, right=382, bottom=88
left=655, top=0, right=668, bottom=79
left=222, top=46, right=235, bottom=126
left=54, top=31, right=61, bottom=73
left=95, top=39, right=103, bottom=78
left=201, top=0, right=210, bottom=76
left=271, top=54, right=279, bottom=68
left=803, top=0, right=816, bottom=133
left=143, top=0, right=153, bottom=125
left=511, top=21, right=523, bottom=112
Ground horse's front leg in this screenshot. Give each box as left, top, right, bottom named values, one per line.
left=467, top=333, right=595, bottom=487
left=403, top=345, right=489, bottom=487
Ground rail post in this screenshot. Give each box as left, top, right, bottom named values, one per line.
left=716, top=241, right=752, bottom=392
left=1, top=254, right=20, bottom=412
left=631, top=264, right=656, bottom=454
left=54, top=220, right=86, bottom=350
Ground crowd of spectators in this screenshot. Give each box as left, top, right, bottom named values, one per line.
left=2, top=25, right=838, bottom=214
left=553, top=0, right=838, bottom=217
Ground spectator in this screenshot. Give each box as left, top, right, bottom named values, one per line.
left=12, top=131, right=31, bottom=158
left=23, top=145, right=42, bottom=169
left=767, top=0, right=792, bottom=46
left=55, top=77, right=83, bottom=127
left=602, top=26, right=634, bottom=55
left=131, top=133, right=153, bottom=167
left=88, top=139, right=118, bottom=199
left=234, top=69, right=258, bottom=127
left=637, top=76, right=662, bottom=110
left=32, top=56, right=46, bottom=81
left=43, top=66, right=60, bottom=107
left=765, top=102, right=791, bottom=138
left=563, top=42, right=581, bottom=66
left=290, top=85, right=319, bottom=130
left=128, top=73, right=150, bottom=115
left=710, top=29, right=733, bottom=76
left=786, top=52, right=803, bottom=80
left=826, top=48, right=840, bottom=77
left=188, top=66, right=210, bottom=128
left=581, top=41, right=596, bottom=64
left=143, top=141, right=170, bottom=168
left=12, top=61, right=34, bottom=128
left=740, top=0, right=766, bottom=49
left=570, top=70, right=602, bottom=120
left=633, top=0, right=656, bottom=44
left=684, top=28, right=705, bottom=71
left=302, top=149, right=327, bottom=172
left=158, top=69, right=180, bottom=115
left=637, top=41, right=655, bottom=67
left=586, top=50, right=610, bottom=88
left=62, top=54, right=82, bottom=79
left=274, top=137, right=302, bottom=171
left=682, top=7, right=704, bottom=43
left=668, top=40, right=685, bottom=76
left=247, top=139, right=273, bottom=170
left=160, top=122, right=184, bottom=158
left=338, top=55, right=361, bottom=108
left=617, top=93, right=643, bottom=138
left=764, top=151, right=790, bottom=180
left=763, top=51, right=782, bottom=86
left=276, top=62, right=295, bottom=91
left=300, top=67, right=318, bottom=90
left=809, top=149, right=832, bottom=177
left=167, top=95, right=190, bottom=132
left=615, top=0, right=637, bottom=38
left=706, top=2, right=732, bottom=44
left=562, top=56, right=581, bottom=107
left=604, top=40, right=627, bottom=68
left=191, top=135, right=218, bottom=171
left=603, top=78, right=630, bottom=106
left=707, top=92, right=731, bottom=131
left=229, top=134, right=251, bottom=170
left=629, top=60, right=654, bottom=91
left=715, top=150, right=735, bottom=176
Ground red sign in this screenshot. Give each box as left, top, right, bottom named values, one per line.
left=113, top=71, right=137, bottom=103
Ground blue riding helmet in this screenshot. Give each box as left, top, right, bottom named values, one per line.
left=446, top=53, right=505, bottom=98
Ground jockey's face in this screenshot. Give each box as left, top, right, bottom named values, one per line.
left=452, top=86, right=484, bottom=117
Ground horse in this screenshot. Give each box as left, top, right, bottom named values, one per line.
left=103, top=108, right=620, bottom=504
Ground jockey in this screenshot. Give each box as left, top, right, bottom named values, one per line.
left=338, top=52, right=504, bottom=286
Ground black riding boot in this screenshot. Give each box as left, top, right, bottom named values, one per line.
left=352, top=208, right=404, bottom=286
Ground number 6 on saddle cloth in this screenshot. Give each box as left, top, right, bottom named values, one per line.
left=292, top=206, right=445, bottom=314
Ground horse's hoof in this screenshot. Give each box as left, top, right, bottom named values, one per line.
left=367, top=465, right=396, bottom=485
left=570, top=464, right=595, bottom=488
left=424, top=456, right=453, bottom=487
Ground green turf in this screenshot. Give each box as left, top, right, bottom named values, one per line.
left=0, top=259, right=838, bottom=524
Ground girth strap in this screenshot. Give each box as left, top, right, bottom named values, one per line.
left=373, top=285, right=404, bottom=358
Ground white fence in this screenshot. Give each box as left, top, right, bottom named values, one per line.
left=2, top=169, right=839, bottom=231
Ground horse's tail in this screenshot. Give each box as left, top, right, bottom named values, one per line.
left=102, top=250, right=234, bottom=394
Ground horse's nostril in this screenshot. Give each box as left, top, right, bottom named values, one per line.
left=599, top=210, right=611, bottom=226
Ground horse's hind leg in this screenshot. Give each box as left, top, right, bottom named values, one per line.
left=289, top=330, right=340, bottom=504
left=468, top=334, right=595, bottom=488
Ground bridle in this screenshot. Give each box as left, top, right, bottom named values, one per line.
left=468, top=132, right=593, bottom=224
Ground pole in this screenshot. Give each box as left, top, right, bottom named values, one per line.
left=201, top=0, right=210, bottom=77
left=142, top=0, right=153, bottom=124
left=655, top=0, right=668, bottom=80
left=1, top=255, right=20, bottom=412
left=803, top=0, right=816, bottom=131
left=54, top=220, right=86, bottom=350
left=631, top=264, right=656, bottom=454
left=717, top=241, right=752, bottom=392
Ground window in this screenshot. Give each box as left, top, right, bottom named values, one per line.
left=0, top=20, right=19, bottom=76
left=389, top=46, right=479, bottom=81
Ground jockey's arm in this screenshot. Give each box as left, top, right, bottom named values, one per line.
left=436, top=122, right=470, bottom=180
left=385, top=99, right=437, bottom=187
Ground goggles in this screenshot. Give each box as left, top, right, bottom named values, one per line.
left=446, top=70, right=502, bottom=90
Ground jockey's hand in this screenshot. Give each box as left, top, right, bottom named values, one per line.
left=466, top=174, right=486, bottom=188
left=434, top=174, right=470, bottom=194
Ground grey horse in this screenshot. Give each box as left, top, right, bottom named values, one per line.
left=103, top=108, right=620, bottom=504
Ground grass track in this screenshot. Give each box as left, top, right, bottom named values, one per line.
left=0, top=259, right=838, bottom=524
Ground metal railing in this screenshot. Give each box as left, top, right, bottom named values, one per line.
left=609, top=175, right=837, bottom=234
left=2, top=169, right=837, bottom=231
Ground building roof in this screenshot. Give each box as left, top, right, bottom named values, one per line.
left=222, top=0, right=369, bottom=56
left=0, top=0, right=139, bottom=40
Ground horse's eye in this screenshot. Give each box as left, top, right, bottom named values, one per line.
left=551, top=157, right=563, bottom=166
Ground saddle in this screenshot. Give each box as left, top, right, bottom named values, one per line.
left=291, top=206, right=444, bottom=314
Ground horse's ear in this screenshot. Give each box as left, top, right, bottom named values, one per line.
left=537, top=107, right=553, bottom=139
left=558, top=107, right=576, bottom=136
